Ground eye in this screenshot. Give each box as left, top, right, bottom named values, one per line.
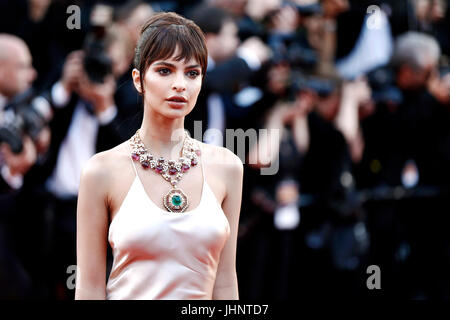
left=187, top=70, right=200, bottom=78
left=157, top=68, right=171, bottom=75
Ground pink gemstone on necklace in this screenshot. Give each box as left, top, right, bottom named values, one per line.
left=155, top=165, right=163, bottom=173
left=182, top=164, right=190, bottom=172
left=141, top=161, right=150, bottom=169
left=191, top=159, right=198, bottom=166
left=169, top=168, right=177, bottom=175
left=132, top=153, right=140, bottom=161
left=195, top=149, right=201, bottom=156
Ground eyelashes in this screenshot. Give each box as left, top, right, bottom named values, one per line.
left=157, top=68, right=170, bottom=75
left=187, top=70, right=200, bottom=77
left=157, top=68, right=200, bottom=78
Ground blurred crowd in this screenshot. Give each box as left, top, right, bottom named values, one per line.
left=0, top=0, right=449, bottom=300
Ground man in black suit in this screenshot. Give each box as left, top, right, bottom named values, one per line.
left=0, top=34, right=40, bottom=193
left=0, top=33, right=41, bottom=299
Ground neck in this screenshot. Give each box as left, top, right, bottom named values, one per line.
left=139, top=109, right=187, bottom=160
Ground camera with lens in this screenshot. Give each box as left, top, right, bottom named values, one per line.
left=283, top=70, right=339, bottom=102
left=241, top=3, right=320, bottom=71
left=0, top=89, right=52, bottom=154
left=270, top=2, right=322, bottom=69
left=367, top=66, right=403, bottom=106
left=292, top=71, right=339, bottom=96
left=82, top=28, right=113, bottom=84
left=271, top=38, right=319, bottom=71
left=82, top=4, right=114, bottom=84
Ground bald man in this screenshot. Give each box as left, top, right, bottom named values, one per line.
left=0, top=34, right=39, bottom=191
left=0, top=34, right=38, bottom=299
left=0, top=34, right=37, bottom=100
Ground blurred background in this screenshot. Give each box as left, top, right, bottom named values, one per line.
left=0, top=0, right=449, bottom=300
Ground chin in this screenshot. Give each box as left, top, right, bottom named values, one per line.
left=164, top=109, right=188, bottom=119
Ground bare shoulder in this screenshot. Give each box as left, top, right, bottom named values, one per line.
left=80, top=142, right=132, bottom=189
left=198, top=142, right=244, bottom=188
left=200, top=142, right=243, bottom=168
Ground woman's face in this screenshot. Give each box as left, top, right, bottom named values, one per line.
left=133, top=46, right=203, bottom=119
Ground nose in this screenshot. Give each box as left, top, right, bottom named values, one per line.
left=172, top=71, right=186, bottom=92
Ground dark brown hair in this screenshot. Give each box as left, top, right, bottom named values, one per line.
left=134, top=12, right=208, bottom=94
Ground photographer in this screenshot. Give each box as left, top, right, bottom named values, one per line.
left=0, top=34, right=41, bottom=193
left=0, top=33, right=51, bottom=299
left=185, top=4, right=271, bottom=145
left=358, top=32, right=446, bottom=189
left=22, top=5, right=137, bottom=299
left=357, top=31, right=450, bottom=298
left=245, top=70, right=371, bottom=298
left=392, top=33, right=450, bottom=299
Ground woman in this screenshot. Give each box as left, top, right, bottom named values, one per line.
left=75, top=12, right=243, bottom=300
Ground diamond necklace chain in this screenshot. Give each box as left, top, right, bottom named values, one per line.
left=129, top=129, right=201, bottom=187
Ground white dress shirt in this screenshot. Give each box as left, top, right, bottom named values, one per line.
left=45, top=81, right=117, bottom=198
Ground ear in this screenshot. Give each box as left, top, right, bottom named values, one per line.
left=132, top=68, right=143, bottom=94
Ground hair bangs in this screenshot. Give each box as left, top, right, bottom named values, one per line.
left=134, top=12, right=208, bottom=94
left=145, top=25, right=206, bottom=71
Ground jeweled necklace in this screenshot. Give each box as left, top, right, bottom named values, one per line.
left=129, top=129, right=201, bottom=213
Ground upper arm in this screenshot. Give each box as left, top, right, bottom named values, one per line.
left=213, top=149, right=244, bottom=300
left=75, top=154, right=110, bottom=300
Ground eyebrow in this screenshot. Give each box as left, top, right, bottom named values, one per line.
left=153, top=61, right=201, bottom=69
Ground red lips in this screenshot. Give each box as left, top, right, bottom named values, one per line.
left=166, top=96, right=187, bottom=103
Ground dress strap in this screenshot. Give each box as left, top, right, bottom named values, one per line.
left=198, top=141, right=206, bottom=182
left=127, top=140, right=139, bottom=177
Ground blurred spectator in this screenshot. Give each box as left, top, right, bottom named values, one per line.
left=0, top=33, right=51, bottom=193
left=0, top=0, right=448, bottom=301
left=114, top=0, right=154, bottom=55
left=380, top=31, right=443, bottom=185
left=245, top=73, right=371, bottom=298
left=0, top=34, right=37, bottom=100
left=412, top=0, right=448, bottom=34
left=209, top=0, right=249, bottom=18
left=381, top=0, right=450, bottom=56
left=113, top=0, right=154, bottom=139
left=316, top=0, right=350, bottom=74
left=0, top=0, right=87, bottom=92
left=186, top=4, right=270, bottom=145
left=20, top=3, right=144, bottom=299
left=356, top=31, right=450, bottom=298
left=0, top=33, right=42, bottom=299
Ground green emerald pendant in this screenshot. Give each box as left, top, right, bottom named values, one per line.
left=163, top=187, right=189, bottom=213
left=172, top=195, right=182, bottom=206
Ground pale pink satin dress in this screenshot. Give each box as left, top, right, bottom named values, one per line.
left=106, top=144, right=230, bottom=300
